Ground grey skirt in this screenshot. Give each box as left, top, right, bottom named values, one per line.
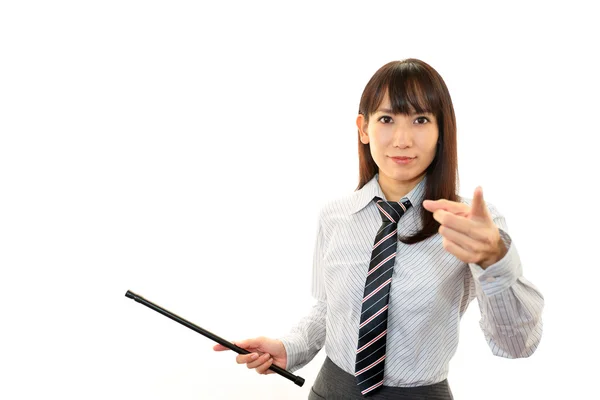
left=308, top=357, right=453, bottom=400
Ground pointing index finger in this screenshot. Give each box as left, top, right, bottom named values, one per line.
left=470, top=186, right=489, bottom=218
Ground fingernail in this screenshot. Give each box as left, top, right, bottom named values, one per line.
left=250, top=353, right=258, bottom=360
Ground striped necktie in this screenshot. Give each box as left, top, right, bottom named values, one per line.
left=355, top=196, right=412, bottom=396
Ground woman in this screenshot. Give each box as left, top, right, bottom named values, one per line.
left=214, top=58, right=544, bottom=399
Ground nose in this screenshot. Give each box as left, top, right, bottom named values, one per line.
left=392, top=125, right=412, bottom=148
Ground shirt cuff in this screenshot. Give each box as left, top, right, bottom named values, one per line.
left=468, top=229, right=523, bottom=296
left=278, top=333, right=308, bottom=373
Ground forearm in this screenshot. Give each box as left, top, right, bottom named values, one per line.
left=470, top=230, right=544, bottom=358
left=278, top=299, right=327, bottom=372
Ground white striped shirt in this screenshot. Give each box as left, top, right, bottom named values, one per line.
left=279, top=174, right=544, bottom=387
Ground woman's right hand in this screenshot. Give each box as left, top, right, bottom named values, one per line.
left=213, top=336, right=287, bottom=375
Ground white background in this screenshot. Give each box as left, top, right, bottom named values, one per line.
left=1, top=1, right=598, bottom=399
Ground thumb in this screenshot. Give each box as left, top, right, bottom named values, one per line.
left=233, top=337, right=261, bottom=351
left=471, top=186, right=488, bottom=218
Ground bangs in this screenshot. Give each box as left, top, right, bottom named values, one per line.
left=362, top=61, right=443, bottom=116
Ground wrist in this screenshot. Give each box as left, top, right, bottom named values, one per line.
left=480, top=237, right=508, bottom=269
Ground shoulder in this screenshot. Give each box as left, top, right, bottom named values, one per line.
left=317, top=191, right=358, bottom=221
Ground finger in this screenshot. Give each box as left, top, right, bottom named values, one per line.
left=423, top=199, right=470, bottom=216
left=434, top=210, right=490, bottom=241
left=439, top=225, right=482, bottom=254
left=246, top=352, right=271, bottom=369
left=255, top=357, right=274, bottom=374
left=234, top=338, right=261, bottom=350
left=213, top=344, right=231, bottom=351
left=442, top=237, right=475, bottom=264
left=236, top=352, right=260, bottom=364
left=470, top=186, right=489, bottom=218
left=432, top=209, right=469, bottom=235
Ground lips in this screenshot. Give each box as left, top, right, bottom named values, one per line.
left=390, top=156, right=416, bottom=165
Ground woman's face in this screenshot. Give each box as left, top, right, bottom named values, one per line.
left=357, top=91, right=439, bottom=189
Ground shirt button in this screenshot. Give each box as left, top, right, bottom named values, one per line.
left=485, top=277, right=496, bottom=283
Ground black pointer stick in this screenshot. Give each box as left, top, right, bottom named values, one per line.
left=125, top=290, right=305, bottom=387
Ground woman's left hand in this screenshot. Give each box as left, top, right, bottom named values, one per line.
left=422, top=186, right=507, bottom=269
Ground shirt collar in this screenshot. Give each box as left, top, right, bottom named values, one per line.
left=350, top=173, right=427, bottom=215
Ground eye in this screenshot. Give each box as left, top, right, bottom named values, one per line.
left=414, top=116, right=430, bottom=125
left=378, top=116, right=393, bottom=124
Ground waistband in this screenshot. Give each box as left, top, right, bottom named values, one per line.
left=310, top=357, right=453, bottom=400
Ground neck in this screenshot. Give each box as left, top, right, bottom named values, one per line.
left=378, top=172, right=425, bottom=202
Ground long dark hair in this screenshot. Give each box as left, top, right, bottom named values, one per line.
left=357, top=59, right=459, bottom=245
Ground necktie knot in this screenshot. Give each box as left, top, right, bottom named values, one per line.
left=374, top=197, right=412, bottom=224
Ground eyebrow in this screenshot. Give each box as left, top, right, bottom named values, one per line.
left=375, top=108, right=433, bottom=115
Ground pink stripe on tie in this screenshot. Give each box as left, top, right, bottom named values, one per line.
left=372, top=230, right=397, bottom=250
left=362, top=278, right=392, bottom=303
left=359, top=304, right=388, bottom=329
left=356, top=329, right=387, bottom=353
left=398, top=201, right=407, bottom=213
left=361, top=381, right=384, bottom=395
left=376, top=202, right=396, bottom=223
left=367, top=253, right=396, bottom=276
left=355, top=355, right=386, bottom=376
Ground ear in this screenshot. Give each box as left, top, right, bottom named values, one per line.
left=356, top=114, right=370, bottom=144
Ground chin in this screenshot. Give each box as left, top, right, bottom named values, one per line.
left=382, top=166, right=426, bottom=183
left=381, top=170, right=416, bottom=182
